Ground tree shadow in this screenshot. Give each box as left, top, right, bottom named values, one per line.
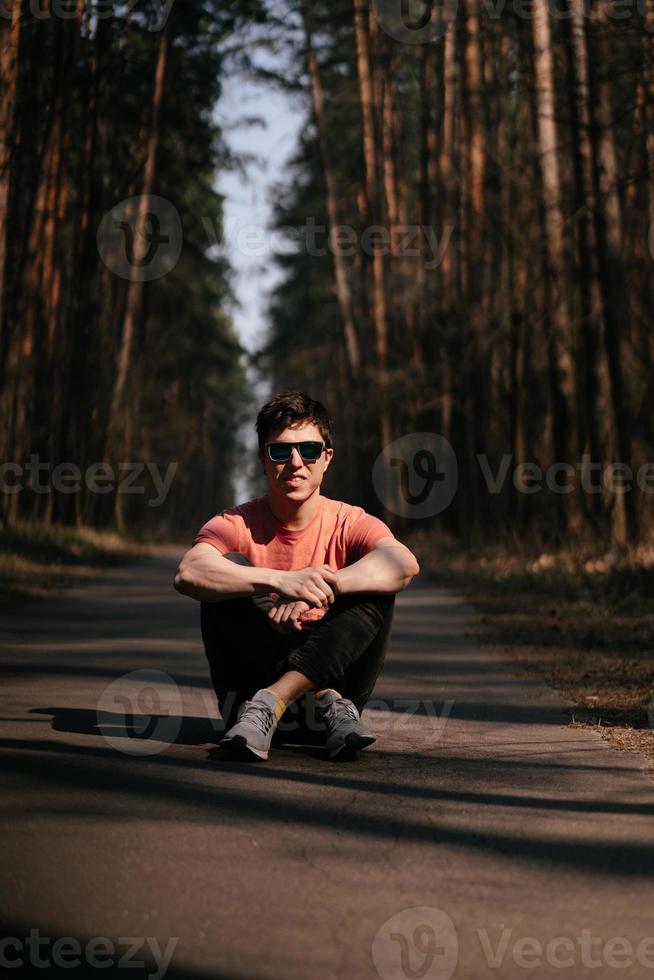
left=2, top=737, right=654, bottom=877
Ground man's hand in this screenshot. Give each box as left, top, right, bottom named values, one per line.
left=267, top=599, right=312, bottom=633
left=274, top=565, right=340, bottom=608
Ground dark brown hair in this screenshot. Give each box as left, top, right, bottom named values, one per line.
left=256, top=390, right=334, bottom=451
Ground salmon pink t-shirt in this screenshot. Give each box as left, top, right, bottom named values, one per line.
left=193, top=494, right=395, bottom=628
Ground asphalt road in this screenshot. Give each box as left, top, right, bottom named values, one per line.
left=1, top=552, right=653, bottom=980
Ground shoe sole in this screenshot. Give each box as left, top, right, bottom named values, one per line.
left=219, top=734, right=268, bottom=761
left=329, top=732, right=376, bottom=760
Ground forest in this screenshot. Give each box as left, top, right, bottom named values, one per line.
left=1, top=0, right=653, bottom=550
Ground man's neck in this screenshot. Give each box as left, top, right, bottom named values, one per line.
left=266, top=489, right=322, bottom=530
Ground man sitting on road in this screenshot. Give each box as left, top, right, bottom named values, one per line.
left=174, top=390, right=420, bottom=762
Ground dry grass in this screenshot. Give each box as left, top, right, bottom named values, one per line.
left=0, top=523, right=163, bottom=599
left=405, top=529, right=654, bottom=773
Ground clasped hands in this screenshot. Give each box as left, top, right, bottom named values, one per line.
left=266, top=564, right=341, bottom=634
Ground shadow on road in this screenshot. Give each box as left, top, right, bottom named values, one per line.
left=0, top=918, right=229, bottom=979
left=2, top=734, right=654, bottom=878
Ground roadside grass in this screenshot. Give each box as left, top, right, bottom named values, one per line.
left=405, top=529, right=654, bottom=771
left=0, top=523, right=166, bottom=599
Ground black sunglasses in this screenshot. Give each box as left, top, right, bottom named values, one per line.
left=265, top=441, right=326, bottom=463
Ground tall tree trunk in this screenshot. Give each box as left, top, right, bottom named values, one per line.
left=531, top=0, right=577, bottom=533
left=645, top=0, right=654, bottom=229
left=63, top=10, right=111, bottom=526
left=105, top=26, right=168, bottom=485
left=587, top=0, right=636, bottom=544
left=565, top=0, right=607, bottom=535
left=302, top=0, right=360, bottom=382
left=353, top=0, right=391, bottom=451
left=435, top=15, right=458, bottom=463
left=1, top=2, right=64, bottom=523
left=413, top=13, right=437, bottom=419
left=301, top=0, right=379, bottom=508
left=382, top=49, right=423, bottom=411
left=3, top=133, right=52, bottom=522
left=41, top=6, right=85, bottom=524
left=459, top=0, right=486, bottom=541
left=0, top=0, right=21, bottom=359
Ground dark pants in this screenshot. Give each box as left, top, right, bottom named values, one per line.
left=200, top=553, right=395, bottom=736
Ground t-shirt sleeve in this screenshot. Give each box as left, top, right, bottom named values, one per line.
left=346, top=513, right=395, bottom=563
left=192, top=513, right=240, bottom=553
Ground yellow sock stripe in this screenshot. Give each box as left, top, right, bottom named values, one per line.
left=264, top=690, right=287, bottom=719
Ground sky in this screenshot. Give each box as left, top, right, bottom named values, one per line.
left=215, top=76, right=302, bottom=351
left=214, top=73, right=304, bottom=499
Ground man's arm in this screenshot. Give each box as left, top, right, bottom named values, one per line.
left=335, top=537, right=420, bottom=595
left=174, top=543, right=339, bottom=606
left=174, top=543, right=278, bottom=603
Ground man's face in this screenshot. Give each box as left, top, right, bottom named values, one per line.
left=259, top=422, right=333, bottom=501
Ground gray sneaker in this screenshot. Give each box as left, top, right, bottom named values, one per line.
left=316, top=690, right=376, bottom=760
left=219, top=689, right=285, bottom=761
